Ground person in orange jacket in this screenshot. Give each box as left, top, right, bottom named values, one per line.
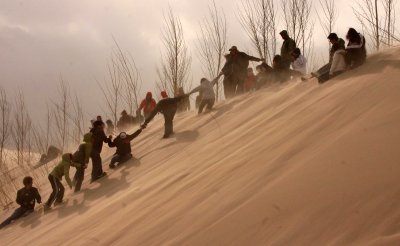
left=137, top=92, right=157, bottom=121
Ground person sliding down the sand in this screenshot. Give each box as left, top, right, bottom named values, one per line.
left=141, top=91, right=189, bottom=139
left=72, top=132, right=93, bottom=192
left=107, top=128, right=143, bottom=169
left=189, top=75, right=222, bottom=114
left=0, top=177, right=41, bottom=229
left=44, top=154, right=79, bottom=210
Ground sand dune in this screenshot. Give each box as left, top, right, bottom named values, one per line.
left=1, top=48, right=400, bottom=245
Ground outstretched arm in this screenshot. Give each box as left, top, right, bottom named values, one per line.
left=128, top=129, right=142, bottom=141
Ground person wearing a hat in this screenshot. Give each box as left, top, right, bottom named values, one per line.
left=107, top=128, right=143, bottom=169
left=220, top=46, right=263, bottom=97
left=280, top=30, right=297, bottom=70
left=137, top=92, right=157, bottom=122
left=141, top=94, right=189, bottom=138
left=291, top=48, right=307, bottom=75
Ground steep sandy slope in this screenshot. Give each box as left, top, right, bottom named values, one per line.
left=1, top=49, right=400, bottom=245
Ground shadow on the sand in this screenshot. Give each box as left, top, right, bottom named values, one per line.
left=56, top=158, right=141, bottom=219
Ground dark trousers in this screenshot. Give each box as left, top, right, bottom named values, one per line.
left=223, top=77, right=235, bottom=99
left=163, top=110, right=176, bottom=138
left=345, top=49, right=365, bottom=68
left=46, top=174, right=65, bottom=207
left=198, top=99, right=215, bottom=114
left=0, top=207, right=32, bottom=228
left=91, top=151, right=103, bottom=179
left=110, top=153, right=132, bottom=166
left=74, top=166, right=85, bottom=192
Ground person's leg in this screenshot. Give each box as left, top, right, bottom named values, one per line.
left=91, top=152, right=103, bottom=180
left=74, top=167, right=85, bottom=192
left=163, top=110, right=175, bottom=138
left=0, top=207, right=27, bottom=228
left=109, top=154, right=121, bottom=168
left=206, top=99, right=215, bottom=111
left=198, top=100, right=207, bottom=114
left=119, top=153, right=133, bottom=165
left=45, top=174, right=58, bottom=207
left=55, top=178, right=65, bottom=203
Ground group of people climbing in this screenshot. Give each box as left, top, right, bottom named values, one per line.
left=0, top=27, right=368, bottom=229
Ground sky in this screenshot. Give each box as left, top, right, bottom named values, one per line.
left=0, top=0, right=363, bottom=123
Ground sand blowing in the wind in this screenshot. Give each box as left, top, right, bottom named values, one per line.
left=0, top=0, right=399, bottom=243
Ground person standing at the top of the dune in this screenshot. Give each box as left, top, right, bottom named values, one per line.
left=137, top=92, right=157, bottom=122
left=141, top=91, right=188, bottom=138
left=220, top=46, right=263, bottom=97
left=189, top=74, right=222, bottom=114
left=90, top=121, right=111, bottom=182
left=345, top=28, right=367, bottom=69
left=0, top=176, right=41, bottom=229
left=280, top=30, right=297, bottom=70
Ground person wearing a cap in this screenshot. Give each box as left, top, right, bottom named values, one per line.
left=220, top=46, right=263, bottom=97
left=107, top=128, right=143, bottom=169
left=142, top=93, right=189, bottom=138
left=291, top=48, right=307, bottom=75
left=280, top=30, right=297, bottom=70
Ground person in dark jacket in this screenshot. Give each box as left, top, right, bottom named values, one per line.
left=72, top=132, right=93, bottom=192
left=220, top=46, right=263, bottom=97
left=0, top=176, right=41, bottom=229
left=117, top=110, right=134, bottom=132
left=176, top=87, right=191, bottom=113
left=345, top=28, right=367, bottom=69
left=90, top=121, right=111, bottom=182
left=280, top=30, right=297, bottom=69
left=107, top=129, right=143, bottom=168
left=141, top=95, right=188, bottom=138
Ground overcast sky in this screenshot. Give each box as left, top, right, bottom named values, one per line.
left=0, top=0, right=363, bottom=123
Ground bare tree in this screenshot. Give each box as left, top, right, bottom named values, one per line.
left=157, top=7, right=192, bottom=96
left=282, top=0, right=314, bottom=57
left=316, top=0, right=338, bottom=58
left=353, top=0, right=381, bottom=51
left=197, top=0, right=227, bottom=101
left=238, top=0, right=277, bottom=64
left=71, top=93, right=86, bottom=145
left=382, top=0, right=397, bottom=46
left=112, top=38, right=142, bottom=114
left=53, top=78, right=70, bottom=152
left=0, top=86, right=12, bottom=206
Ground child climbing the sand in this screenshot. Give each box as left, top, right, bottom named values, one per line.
left=0, top=177, right=41, bottom=229
left=189, top=74, right=222, bottom=114
left=107, top=128, right=143, bottom=169
left=44, top=153, right=78, bottom=210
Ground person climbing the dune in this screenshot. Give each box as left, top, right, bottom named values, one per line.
left=107, top=128, right=143, bottom=169
left=90, top=121, right=111, bottom=182
left=72, top=132, right=93, bottom=192
left=44, top=153, right=79, bottom=210
left=141, top=91, right=188, bottom=138
left=137, top=92, right=157, bottom=122
left=345, top=28, right=367, bottom=69
left=189, top=74, right=222, bottom=114
left=0, top=177, right=41, bottom=229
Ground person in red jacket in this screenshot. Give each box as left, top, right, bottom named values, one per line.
left=244, top=68, right=256, bottom=92
left=137, top=92, right=157, bottom=121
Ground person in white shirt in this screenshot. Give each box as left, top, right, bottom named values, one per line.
left=291, top=48, right=307, bottom=75
left=329, top=48, right=347, bottom=78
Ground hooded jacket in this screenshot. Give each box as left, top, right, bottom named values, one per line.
left=330, top=49, right=346, bottom=75
left=72, top=132, right=93, bottom=165
left=108, top=129, right=142, bottom=156
left=190, top=78, right=218, bottom=100
left=139, top=92, right=157, bottom=114
left=50, top=153, right=74, bottom=187
left=16, top=187, right=41, bottom=210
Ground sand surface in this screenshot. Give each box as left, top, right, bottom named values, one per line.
left=1, top=49, right=400, bottom=245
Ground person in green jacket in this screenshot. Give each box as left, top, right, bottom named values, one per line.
left=72, top=132, right=93, bottom=192
left=44, top=153, right=78, bottom=209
